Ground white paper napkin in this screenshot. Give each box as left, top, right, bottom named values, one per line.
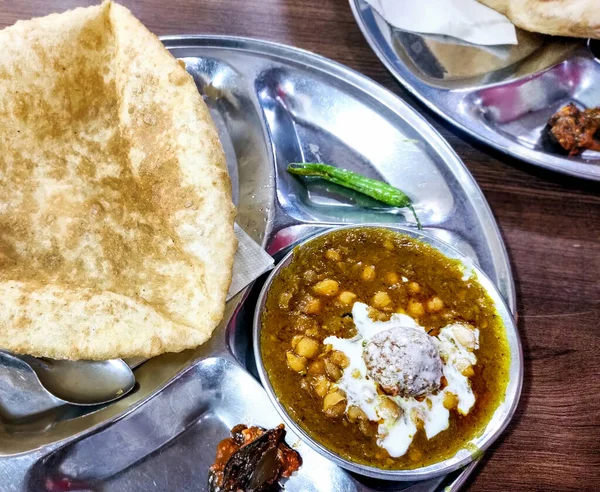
left=364, top=0, right=517, bottom=46
left=227, top=224, right=274, bottom=300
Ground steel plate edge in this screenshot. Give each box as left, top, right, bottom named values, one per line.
left=159, top=34, right=516, bottom=313
left=348, top=0, right=600, bottom=181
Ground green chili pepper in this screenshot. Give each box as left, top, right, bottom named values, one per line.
left=287, top=162, right=422, bottom=229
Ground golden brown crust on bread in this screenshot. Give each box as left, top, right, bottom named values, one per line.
left=478, top=0, right=600, bottom=39
left=0, top=2, right=236, bottom=360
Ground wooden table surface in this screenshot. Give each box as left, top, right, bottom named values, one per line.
left=2, top=1, right=599, bottom=490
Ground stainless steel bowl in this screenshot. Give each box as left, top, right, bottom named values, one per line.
left=253, top=224, right=523, bottom=481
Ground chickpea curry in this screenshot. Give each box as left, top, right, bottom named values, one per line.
left=260, top=227, right=510, bottom=470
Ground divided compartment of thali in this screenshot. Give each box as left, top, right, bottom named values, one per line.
left=0, top=36, right=521, bottom=491
left=350, top=0, right=600, bottom=181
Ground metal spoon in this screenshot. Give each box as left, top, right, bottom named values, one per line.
left=4, top=352, right=138, bottom=406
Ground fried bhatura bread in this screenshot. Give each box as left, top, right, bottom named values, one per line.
left=0, top=2, right=236, bottom=360
left=478, top=0, right=600, bottom=39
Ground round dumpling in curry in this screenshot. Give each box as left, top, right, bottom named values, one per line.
left=260, top=227, right=510, bottom=469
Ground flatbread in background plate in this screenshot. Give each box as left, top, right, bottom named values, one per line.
left=0, top=1, right=236, bottom=360
left=478, top=0, right=600, bottom=39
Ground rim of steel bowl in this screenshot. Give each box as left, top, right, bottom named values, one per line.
left=253, top=224, right=523, bottom=481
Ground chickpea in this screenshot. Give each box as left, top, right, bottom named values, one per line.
left=368, top=307, right=388, bottom=321
left=305, top=327, right=320, bottom=338
left=379, top=397, right=401, bottom=423
left=308, top=358, right=326, bottom=376
left=291, top=335, right=303, bottom=351
left=325, top=401, right=347, bottom=418
left=313, top=375, right=330, bottom=398
left=408, top=281, right=421, bottom=294
left=362, top=265, right=376, bottom=282
left=407, top=299, right=425, bottom=317
left=286, top=351, right=307, bottom=373
left=454, top=324, right=477, bottom=349
left=325, top=249, right=341, bottom=262
left=383, top=240, right=394, bottom=250
left=279, top=291, right=293, bottom=309
left=323, top=389, right=346, bottom=411
left=384, top=272, right=399, bottom=285
left=295, top=336, right=320, bottom=359
left=312, top=279, right=339, bottom=297
left=338, top=291, right=357, bottom=305
left=330, top=350, right=349, bottom=368
left=372, top=291, right=392, bottom=309
left=426, top=296, right=444, bottom=313
left=347, top=405, right=368, bottom=422
left=325, top=360, right=342, bottom=381
left=299, top=296, right=321, bottom=315
left=443, top=392, right=458, bottom=410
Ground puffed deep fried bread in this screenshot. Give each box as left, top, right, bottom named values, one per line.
left=0, top=2, right=236, bottom=360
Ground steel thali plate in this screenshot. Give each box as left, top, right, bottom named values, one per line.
left=350, top=0, right=600, bottom=181
left=0, top=35, right=517, bottom=491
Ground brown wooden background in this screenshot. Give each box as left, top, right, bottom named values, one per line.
left=1, top=1, right=599, bottom=490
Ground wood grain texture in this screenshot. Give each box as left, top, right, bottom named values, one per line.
left=1, top=1, right=599, bottom=490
